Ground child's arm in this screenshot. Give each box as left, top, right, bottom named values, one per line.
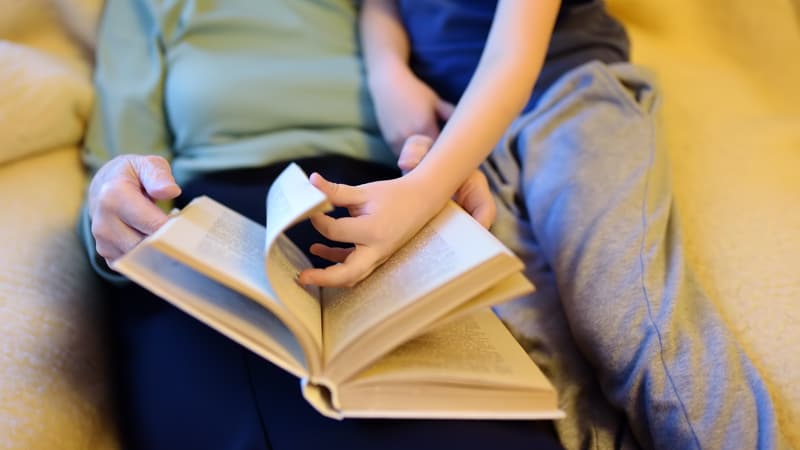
left=407, top=0, right=561, bottom=204
left=298, top=0, right=560, bottom=287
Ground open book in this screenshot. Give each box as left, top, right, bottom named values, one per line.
left=112, top=163, right=563, bottom=420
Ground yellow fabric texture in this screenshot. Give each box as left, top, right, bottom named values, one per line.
left=0, top=0, right=98, bottom=165
left=0, top=0, right=797, bottom=448
left=0, top=0, right=116, bottom=449
left=607, top=0, right=800, bottom=445
left=0, top=149, right=117, bottom=450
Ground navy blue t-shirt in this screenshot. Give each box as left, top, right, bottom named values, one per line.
left=398, top=0, right=629, bottom=112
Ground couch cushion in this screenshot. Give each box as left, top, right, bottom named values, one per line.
left=0, top=42, right=93, bottom=166
left=0, top=0, right=100, bottom=166
left=0, top=147, right=117, bottom=450
left=607, top=0, right=800, bottom=445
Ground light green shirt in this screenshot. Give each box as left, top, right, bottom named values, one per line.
left=81, top=0, right=394, bottom=282
left=83, top=0, right=394, bottom=184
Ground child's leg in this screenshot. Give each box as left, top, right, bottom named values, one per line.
left=488, top=61, right=781, bottom=449
left=488, top=168, right=639, bottom=449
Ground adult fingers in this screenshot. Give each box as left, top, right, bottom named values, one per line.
left=92, top=215, right=146, bottom=261
left=92, top=176, right=172, bottom=236
left=120, top=198, right=172, bottom=236
left=397, top=134, right=434, bottom=173
left=435, top=98, right=456, bottom=121
left=469, top=200, right=497, bottom=229
left=309, top=172, right=366, bottom=207
left=130, top=155, right=182, bottom=200
left=454, top=172, right=497, bottom=229
left=98, top=180, right=173, bottom=236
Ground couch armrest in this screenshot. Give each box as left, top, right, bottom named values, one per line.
left=0, top=148, right=118, bottom=450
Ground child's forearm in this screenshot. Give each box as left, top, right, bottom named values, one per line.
left=408, top=0, right=561, bottom=206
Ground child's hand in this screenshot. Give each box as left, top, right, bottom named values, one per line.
left=297, top=170, right=444, bottom=288
left=296, top=135, right=497, bottom=288
left=398, top=135, right=496, bottom=229
left=369, top=65, right=454, bottom=154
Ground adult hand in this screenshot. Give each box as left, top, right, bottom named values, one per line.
left=369, top=65, right=455, bottom=154
left=398, top=135, right=496, bottom=229
left=88, top=155, right=181, bottom=263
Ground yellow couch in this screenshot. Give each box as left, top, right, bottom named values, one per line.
left=0, top=1, right=118, bottom=448
left=606, top=0, right=800, bottom=445
left=0, top=0, right=797, bottom=448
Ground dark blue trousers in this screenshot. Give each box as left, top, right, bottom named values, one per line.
left=106, top=156, right=563, bottom=450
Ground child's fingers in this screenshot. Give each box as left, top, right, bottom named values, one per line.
left=309, top=214, right=371, bottom=244
left=309, top=172, right=366, bottom=207
left=298, top=246, right=378, bottom=288
left=309, top=243, right=354, bottom=264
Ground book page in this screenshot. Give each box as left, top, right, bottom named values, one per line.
left=152, top=197, right=274, bottom=300
left=112, top=242, right=308, bottom=379
left=149, top=197, right=324, bottom=371
left=337, top=380, right=561, bottom=420
left=264, top=163, right=331, bottom=246
left=346, top=309, right=550, bottom=390
left=322, top=203, right=518, bottom=369
left=332, top=309, right=561, bottom=420
left=265, top=234, right=327, bottom=351
left=259, top=163, right=336, bottom=362
left=417, top=272, right=534, bottom=337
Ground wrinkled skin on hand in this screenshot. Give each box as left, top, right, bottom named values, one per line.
left=88, top=154, right=181, bottom=263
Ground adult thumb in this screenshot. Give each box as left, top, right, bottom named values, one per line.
left=397, top=134, right=434, bottom=173
left=435, top=98, right=456, bottom=121
left=131, top=155, right=181, bottom=200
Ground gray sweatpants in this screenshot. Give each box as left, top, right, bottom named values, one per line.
left=486, top=61, right=783, bottom=450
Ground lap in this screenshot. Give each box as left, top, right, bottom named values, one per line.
left=109, top=285, right=561, bottom=450
left=106, top=155, right=563, bottom=450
